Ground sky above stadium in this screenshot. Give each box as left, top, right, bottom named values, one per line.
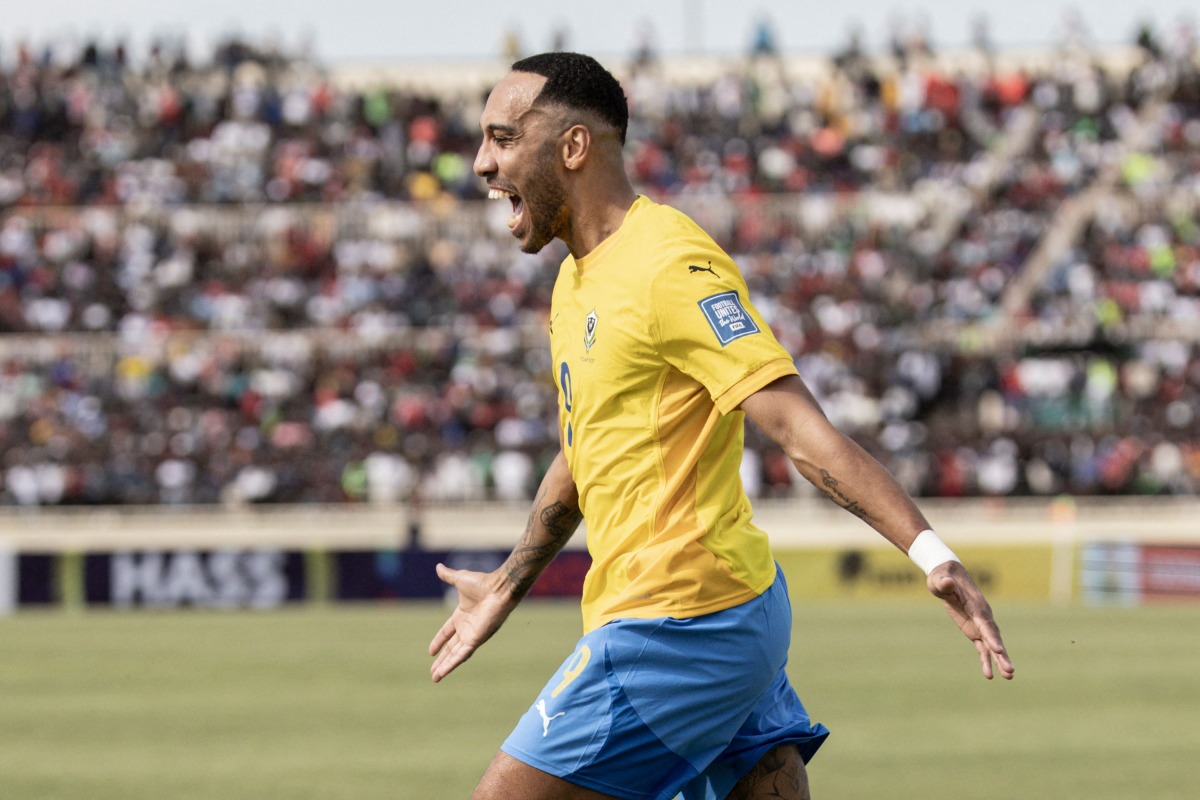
left=4, top=0, right=1197, bottom=65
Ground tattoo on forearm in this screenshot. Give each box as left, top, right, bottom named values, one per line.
left=818, top=468, right=871, bottom=522
left=505, top=494, right=583, bottom=598
left=540, top=501, right=583, bottom=539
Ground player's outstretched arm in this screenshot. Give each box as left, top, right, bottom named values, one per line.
left=740, top=374, right=1014, bottom=680
left=429, top=451, right=582, bottom=682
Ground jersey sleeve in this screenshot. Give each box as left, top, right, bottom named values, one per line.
left=650, top=233, right=797, bottom=414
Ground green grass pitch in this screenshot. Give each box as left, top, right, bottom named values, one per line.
left=2, top=599, right=1197, bottom=799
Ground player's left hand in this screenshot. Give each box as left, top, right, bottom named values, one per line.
left=927, top=561, right=1015, bottom=680
left=428, top=563, right=519, bottom=683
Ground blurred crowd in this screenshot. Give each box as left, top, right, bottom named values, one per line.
left=1, top=19, right=1198, bottom=507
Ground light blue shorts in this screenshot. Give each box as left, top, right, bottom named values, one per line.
left=501, top=567, right=829, bottom=800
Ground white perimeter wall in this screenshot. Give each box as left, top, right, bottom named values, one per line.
left=1, top=496, right=1196, bottom=553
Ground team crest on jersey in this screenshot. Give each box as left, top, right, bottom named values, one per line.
left=699, top=291, right=760, bottom=346
left=584, top=309, right=598, bottom=351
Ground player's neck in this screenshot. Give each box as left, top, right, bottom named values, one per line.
left=563, top=184, right=637, bottom=260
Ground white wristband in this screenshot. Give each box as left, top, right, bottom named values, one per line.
left=908, top=529, right=960, bottom=576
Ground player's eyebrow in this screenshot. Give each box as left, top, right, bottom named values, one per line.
left=483, top=122, right=519, bottom=138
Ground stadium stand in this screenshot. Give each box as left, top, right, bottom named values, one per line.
left=0, top=23, right=1197, bottom=506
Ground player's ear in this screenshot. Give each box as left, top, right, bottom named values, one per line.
left=561, top=124, right=590, bottom=171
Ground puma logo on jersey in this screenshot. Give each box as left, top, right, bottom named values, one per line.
left=535, top=698, right=566, bottom=736
left=688, top=263, right=718, bottom=276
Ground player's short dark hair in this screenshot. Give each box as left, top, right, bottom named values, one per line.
left=511, top=52, right=629, bottom=145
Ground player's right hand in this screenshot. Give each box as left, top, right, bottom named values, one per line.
left=927, top=561, right=1015, bottom=681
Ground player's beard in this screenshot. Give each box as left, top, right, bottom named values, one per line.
left=517, top=145, right=570, bottom=254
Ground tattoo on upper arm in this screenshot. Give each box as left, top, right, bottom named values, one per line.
left=818, top=468, right=871, bottom=523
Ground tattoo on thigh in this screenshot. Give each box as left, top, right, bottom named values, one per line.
left=728, top=745, right=810, bottom=800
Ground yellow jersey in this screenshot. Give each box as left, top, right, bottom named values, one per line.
left=550, top=195, right=799, bottom=632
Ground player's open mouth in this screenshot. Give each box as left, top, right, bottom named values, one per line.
left=488, top=187, right=525, bottom=234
